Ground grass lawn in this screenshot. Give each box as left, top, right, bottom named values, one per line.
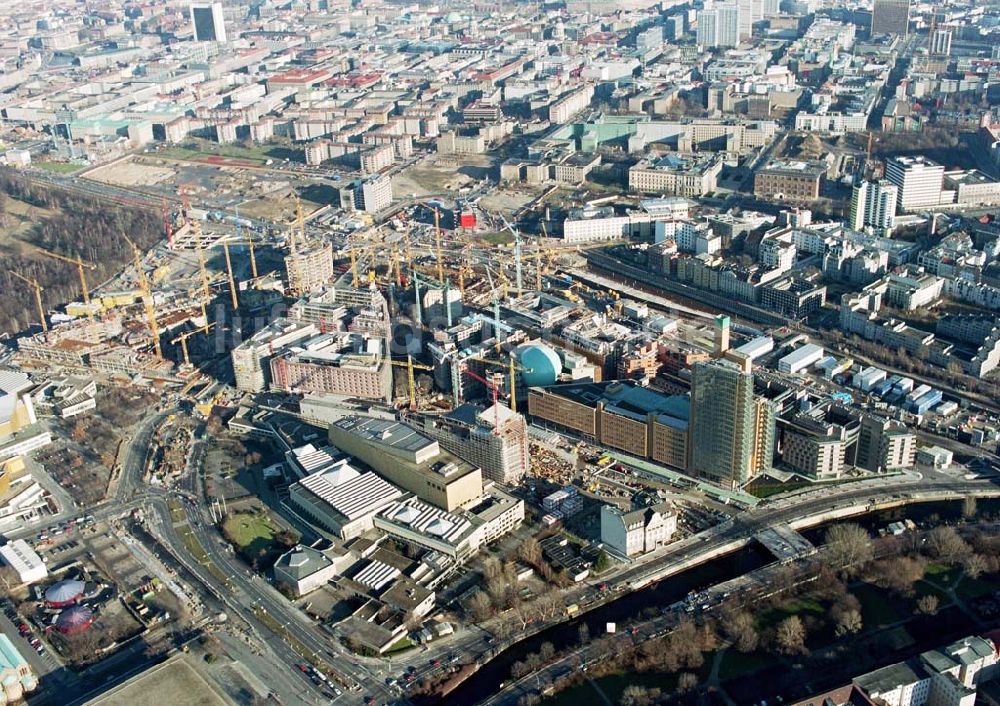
left=545, top=672, right=682, bottom=706
left=385, top=637, right=415, bottom=654
left=481, top=231, right=515, bottom=246
left=222, top=512, right=276, bottom=556
left=746, top=480, right=812, bottom=499
left=756, top=597, right=825, bottom=630
left=854, top=583, right=905, bottom=627
left=718, top=649, right=776, bottom=681
left=956, top=574, right=998, bottom=601
left=925, top=562, right=962, bottom=589
left=914, top=579, right=951, bottom=604
left=35, top=161, right=82, bottom=174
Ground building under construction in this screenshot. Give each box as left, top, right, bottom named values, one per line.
left=285, top=242, right=335, bottom=295
left=417, top=403, right=530, bottom=485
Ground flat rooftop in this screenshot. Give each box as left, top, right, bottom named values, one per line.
left=534, top=381, right=689, bottom=423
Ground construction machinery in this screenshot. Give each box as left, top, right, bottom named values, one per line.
left=468, top=355, right=533, bottom=414
left=33, top=246, right=96, bottom=316
left=459, top=365, right=504, bottom=433
left=120, top=233, right=163, bottom=360
left=289, top=195, right=307, bottom=254
left=235, top=205, right=258, bottom=280
left=434, top=208, right=444, bottom=283
left=221, top=239, right=239, bottom=309
left=498, top=214, right=524, bottom=297
left=389, top=355, right=434, bottom=410
left=171, top=322, right=216, bottom=367
left=9, top=271, right=47, bottom=332
left=189, top=219, right=213, bottom=321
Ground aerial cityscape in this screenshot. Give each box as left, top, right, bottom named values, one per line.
left=0, top=0, right=998, bottom=705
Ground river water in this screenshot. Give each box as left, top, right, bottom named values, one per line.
left=442, top=497, right=1000, bottom=706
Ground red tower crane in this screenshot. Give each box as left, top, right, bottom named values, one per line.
left=460, top=366, right=504, bottom=434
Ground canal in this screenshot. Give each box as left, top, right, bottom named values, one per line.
left=443, top=497, right=1000, bottom=706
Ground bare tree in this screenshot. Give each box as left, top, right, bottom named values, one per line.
left=723, top=610, right=759, bottom=652
left=468, top=591, right=493, bottom=623
left=963, top=553, right=987, bottom=579
left=963, top=497, right=977, bottom=520
left=916, top=594, right=940, bottom=615
left=824, top=523, right=873, bottom=576
left=925, top=526, right=970, bottom=563
left=518, top=537, right=542, bottom=567
left=678, top=672, right=699, bottom=692
left=833, top=608, right=863, bottom=637
left=869, top=556, right=925, bottom=596
left=774, top=616, right=807, bottom=655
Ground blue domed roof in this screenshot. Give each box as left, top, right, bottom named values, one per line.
left=517, top=344, right=561, bottom=387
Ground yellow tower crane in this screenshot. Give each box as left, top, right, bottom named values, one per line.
left=189, top=219, right=213, bottom=322
left=222, top=239, right=239, bottom=310
left=291, top=195, right=306, bottom=255
left=389, top=355, right=434, bottom=410
left=247, top=233, right=258, bottom=280
left=33, top=246, right=96, bottom=317
left=403, top=227, right=414, bottom=275
left=433, top=209, right=444, bottom=284
left=120, top=234, right=163, bottom=360
left=534, top=247, right=543, bottom=291
left=171, top=322, right=217, bottom=367
left=8, top=271, right=47, bottom=332
left=390, top=243, right=402, bottom=288
left=496, top=253, right=510, bottom=300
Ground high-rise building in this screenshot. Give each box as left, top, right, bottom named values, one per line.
left=871, top=0, right=909, bottom=36
left=930, top=28, right=952, bottom=56
left=696, top=9, right=718, bottom=47
left=697, top=3, right=743, bottom=48
left=714, top=314, right=731, bottom=357
left=885, top=156, right=944, bottom=211
left=849, top=179, right=898, bottom=232
left=736, top=0, right=753, bottom=39
left=718, top=3, right=742, bottom=46
left=339, top=175, right=393, bottom=214
left=688, top=360, right=775, bottom=488
left=190, top=2, right=227, bottom=42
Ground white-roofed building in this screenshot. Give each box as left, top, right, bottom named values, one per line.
left=0, top=539, right=47, bottom=584
left=288, top=465, right=403, bottom=539
left=373, top=488, right=525, bottom=561
left=353, top=560, right=401, bottom=592
left=374, top=498, right=480, bottom=560
left=0, top=372, right=36, bottom=441
left=285, top=444, right=348, bottom=480
left=272, top=544, right=346, bottom=596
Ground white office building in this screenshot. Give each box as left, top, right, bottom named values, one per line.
left=698, top=4, right=741, bottom=48
left=886, top=156, right=944, bottom=211
left=850, top=180, right=898, bottom=232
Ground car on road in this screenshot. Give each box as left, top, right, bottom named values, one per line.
left=430, top=659, right=441, bottom=667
